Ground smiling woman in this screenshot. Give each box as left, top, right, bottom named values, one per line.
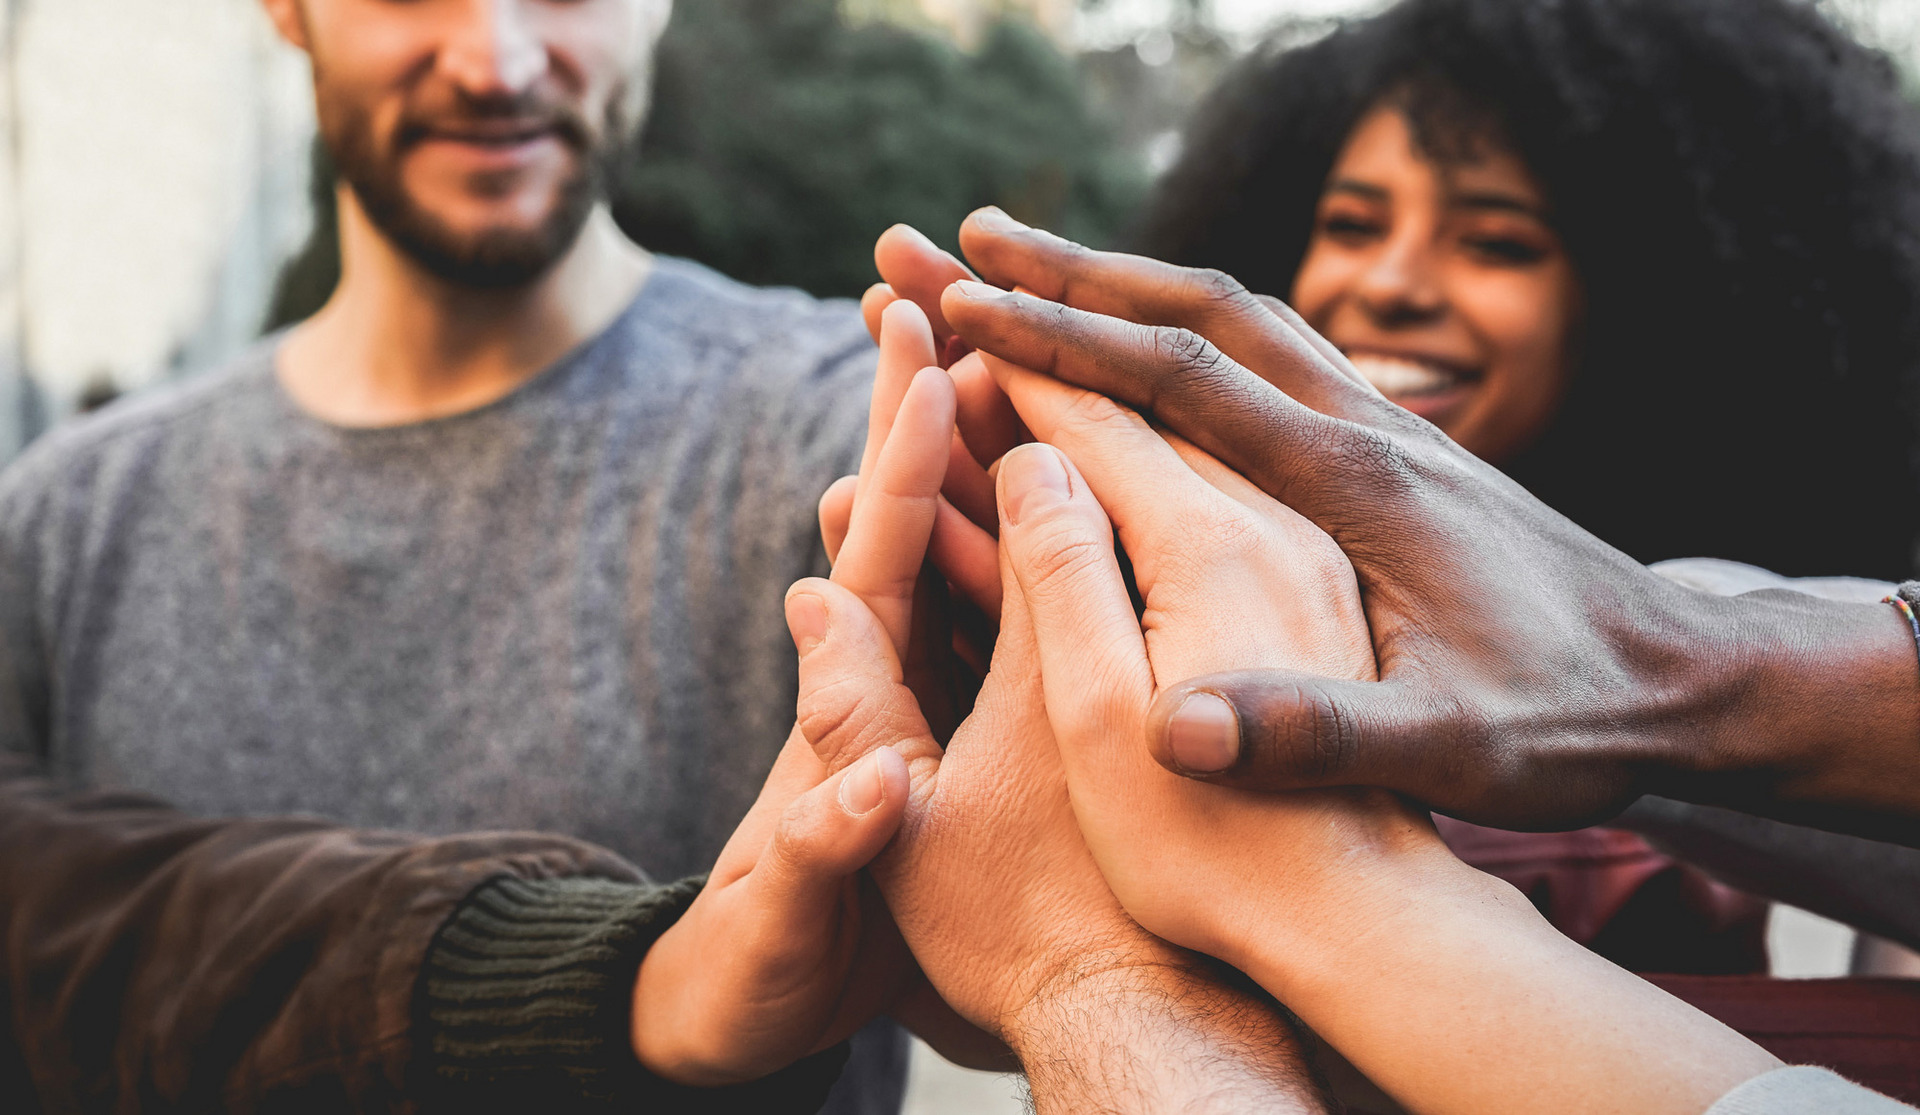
left=1137, top=0, right=1920, bottom=582
left=1290, top=98, right=1581, bottom=464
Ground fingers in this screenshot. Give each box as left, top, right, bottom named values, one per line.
left=949, top=352, right=1026, bottom=468
left=874, top=223, right=976, bottom=346
left=788, top=577, right=944, bottom=779
left=978, top=347, right=1255, bottom=601
left=942, top=282, right=1390, bottom=536
left=748, top=747, right=912, bottom=917
left=994, top=444, right=1154, bottom=753
left=955, top=208, right=1384, bottom=419
left=930, top=498, right=1001, bottom=621
left=820, top=475, right=857, bottom=564
left=861, top=283, right=897, bottom=346
left=836, top=367, right=956, bottom=653
left=1147, top=671, right=1454, bottom=800
left=861, top=300, right=941, bottom=485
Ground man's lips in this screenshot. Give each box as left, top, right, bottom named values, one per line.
left=419, top=124, right=562, bottom=148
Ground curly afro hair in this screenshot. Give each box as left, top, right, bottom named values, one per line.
left=1136, top=0, right=1920, bottom=579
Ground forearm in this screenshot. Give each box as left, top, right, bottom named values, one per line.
left=1666, top=587, right=1920, bottom=842
left=1243, top=859, right=1777, bottom=1115
left=0, top=755, right=816, bottom=1111
left=1004, top=962, right=1329, bottom=1115
left=1616, top=796, right=1920, bottom=949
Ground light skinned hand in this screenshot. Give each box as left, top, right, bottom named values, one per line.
left=628, top=302, right=996, bottom=1085
left=794, top=303, right=1327, bottom=1111
left=984, top=344, right=1780, bottom=1115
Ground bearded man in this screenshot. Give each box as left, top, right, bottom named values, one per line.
left=0, top=0, right=904, bottom=1109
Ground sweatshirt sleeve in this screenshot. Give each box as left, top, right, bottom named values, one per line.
left=1705, top=1067, right=1917, bottom=1114
left=0, top=756, right=844, bottom=1112
left=418, top=874, right=847, bottom=1111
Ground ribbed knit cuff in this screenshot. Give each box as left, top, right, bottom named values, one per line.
left=416, top=874, right=849, bottom=1112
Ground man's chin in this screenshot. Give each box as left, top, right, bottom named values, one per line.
left=349, top=166, right=601, bottom=290
left=373, top=205, right=593, bottom=289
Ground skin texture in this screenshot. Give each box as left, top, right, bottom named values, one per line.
left=257, top=0, right=666, bottom=426
left=864, top=209, right=1920, bottom=846
left=631, top=304, right=1004, bottom=1084
left=1291, top=104, right=1581, bottom=464
left=983, top=433, right=1777, bottom=1115
left=794, top=303, right=1330, bottom=1113
left=838, top=266, right=1781, bottom=1113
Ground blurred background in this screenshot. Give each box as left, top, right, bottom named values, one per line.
left=0, top=0, right=1890, bottom=460
left=2, top=0, right=1918, bottom=1108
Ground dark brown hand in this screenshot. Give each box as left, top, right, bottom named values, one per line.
left=939, top=208, right=1920, bottom=842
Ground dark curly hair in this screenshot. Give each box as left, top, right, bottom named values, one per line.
left=1136, top=0, right=1920, bottom=579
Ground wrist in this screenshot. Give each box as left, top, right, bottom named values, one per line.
left=1233, top=845, right=1513, bottom=1008
left=1672, top=587, right=1920, bottom=827
left=1002, top=958, right=1325, bottom=1115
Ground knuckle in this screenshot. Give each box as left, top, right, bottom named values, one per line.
left=1145, top=325, right=1241, bottom=409
left=1056, top=384, right=1149, bottom=440
left=1182, top=266, right=1251, bottom=309
left=794, top=672, right=902, bottom=772
left=1015, top=521, right=1111, bottom=603
left=1250, top=677, right=1356, bottom=783
left=1300, top=684, right=1359, bottom=782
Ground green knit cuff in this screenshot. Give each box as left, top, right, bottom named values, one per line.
left=417, top=874, right=849, bottom=1112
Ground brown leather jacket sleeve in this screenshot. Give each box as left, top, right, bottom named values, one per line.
left=0, top=753, right=645, bottom=1111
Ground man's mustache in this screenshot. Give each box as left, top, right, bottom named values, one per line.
left=393, top=92, right=597, bottom=154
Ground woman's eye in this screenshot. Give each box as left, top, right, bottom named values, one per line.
left=1465, top=236, right=1547, bottom=265
left=1320, top=214, right=1383, bottom=241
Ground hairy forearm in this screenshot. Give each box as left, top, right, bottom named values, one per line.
left=1243, top=860, right=1777, bottom=1115
left=1005, top=963, right=1328, bottom=1115
left=1617, top=796, right=1920, bottom=949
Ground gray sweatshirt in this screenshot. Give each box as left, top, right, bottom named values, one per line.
left=0, top=256, right=902, bottom=1112
left=1708, top=1068, right=1916, bottom=1113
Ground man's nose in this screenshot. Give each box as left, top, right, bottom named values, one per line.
left=1353, top=237, right=1446, bottom=327
left=438, top=0, right=549, bottom=99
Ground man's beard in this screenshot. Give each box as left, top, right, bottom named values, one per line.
left=320, top=85, right=627, bottom=289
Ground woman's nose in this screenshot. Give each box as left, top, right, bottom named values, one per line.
left=1353, top=238, right=1447, bottom=327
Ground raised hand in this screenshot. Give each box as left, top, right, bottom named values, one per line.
left=982, top=414, right=1778, bottom=1115
left=938, top=209, right=1920, bottom=842
left=626, top=302, right=976, bottom=1086
left=796, top=304, right=1329, bottom=1113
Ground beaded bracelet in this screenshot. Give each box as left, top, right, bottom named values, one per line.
left=1890, top=582, right=1920, bottom=656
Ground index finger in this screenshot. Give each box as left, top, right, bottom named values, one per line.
left=941, top=282, right=1384, bottom=534
left=955, top=209, right=1383, bottom=420
left=875, top=223, right=976, bottom=347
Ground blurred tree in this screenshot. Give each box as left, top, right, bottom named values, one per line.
left=267, top=0, right=1143, bottom=326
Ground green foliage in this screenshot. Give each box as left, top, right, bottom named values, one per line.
left=266, top=0, right=1145, bottom=327
left=618, top=0, right=1144, bottom=296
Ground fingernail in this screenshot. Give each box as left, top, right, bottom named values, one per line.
left=786, top=592, right=829, bottom=657
left=1168, top=693, right=1240, bottom=774
left=1000, top=444, right=1071, bottom=525
left=951, top=280, right=1008, bottom=302
left=973, top=207, right=1027, bottom=232
left=839, top=752, right=887, bottom=816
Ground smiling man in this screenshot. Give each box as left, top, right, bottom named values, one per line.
left=0, top=0, right=910, bottom=1110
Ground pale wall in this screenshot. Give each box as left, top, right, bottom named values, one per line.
left=2, top=0, right=314, bottom=427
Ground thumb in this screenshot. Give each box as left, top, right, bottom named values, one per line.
left=1149, top=671, right=1461, bottom=798
left=747, top=747, right=912, bottom=922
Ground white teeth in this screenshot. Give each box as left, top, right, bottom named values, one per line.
left=1347, top=354, right=1461, bottom=398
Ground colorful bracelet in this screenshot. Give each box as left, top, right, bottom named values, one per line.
left=1890, top=581, right=1920, bottom=654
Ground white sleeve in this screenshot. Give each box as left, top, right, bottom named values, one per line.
left=1706, top=1067, right=1916, bottom=1115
